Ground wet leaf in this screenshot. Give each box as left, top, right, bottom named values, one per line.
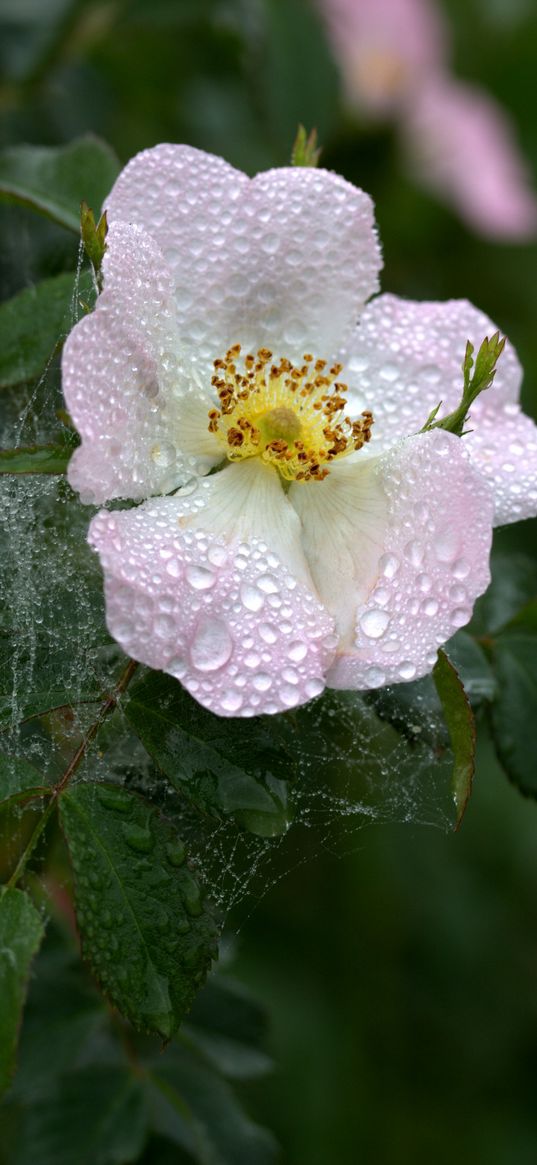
left=0, top=888, right=45, bottom=1096
left=433, top=649, right=476, bottom=829
left=124, top=672, right=293, bottom=838
left=59, top=782, right=220, bottom=1038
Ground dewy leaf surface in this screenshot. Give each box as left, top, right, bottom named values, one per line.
left=0, top=137, right=120, bottom=231
left=0, top=270, right=93, bottom=390
left=433, top=649, right=476, bottom=829
left=0, top=888, right=45, bottom=1096
left=59, top=782, right=220, bottom=1038
left=124, top=671, right=293, bottom=837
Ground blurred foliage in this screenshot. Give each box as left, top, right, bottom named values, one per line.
left=1, top=0, right=537, bottom=1161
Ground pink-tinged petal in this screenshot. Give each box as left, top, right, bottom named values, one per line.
left=292, top=430, right=493, bottom=691
left=89, top=461, right=336, bottom=717
left=63, top=222, right=219, bottom=504
left=464, top=403, right=537, bottom=526
left=342, top=292, right=531, bottom=524
left=318, top=0, right=447, bottom=116
left=403, top=78, right=537, bottom=239
left=104, top=143, right=381, bottom=362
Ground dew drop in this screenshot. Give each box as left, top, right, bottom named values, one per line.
left=360, top=608, right=390, bottom=639
left=186, top=564, right=216, bottom=591
left=287, top=641, right=308, bottom=663
left=122, top=822, right=154, bottom=853
left=166, top=841, right=186, bottom=867
left=190, top=617, right=233, bottom=672
left=221, top=689, right=243, bottom=713
left=240, top=582, right=265, bottom=613
left=379, top=553, right=400, bottom=579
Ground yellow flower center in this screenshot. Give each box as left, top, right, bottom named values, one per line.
left=208, top=344, right=374, bottom=482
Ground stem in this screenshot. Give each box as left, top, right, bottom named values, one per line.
left=53, top=657, right=139, bottom=796
left=5, top=657, right=139, bottom=889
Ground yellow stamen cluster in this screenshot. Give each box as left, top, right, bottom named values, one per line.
left=208, top=345, right=374, bottom=483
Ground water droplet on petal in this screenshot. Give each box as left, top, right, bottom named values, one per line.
left=360, top=608, right=390, bottom=639
left=190, top=617, right=233, bottom=672
left=186, top=564, right=216, bottom=590
left=240, top=582, right=265, bottom=613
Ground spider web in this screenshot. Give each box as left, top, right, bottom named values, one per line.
left=0, top=257, right=457, bottom=920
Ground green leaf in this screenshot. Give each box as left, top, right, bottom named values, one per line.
left=12, top=1066, right=148, bottom=1165
left=469, top=549, right=537, bottom=636
left=59, top=782, right=220, bottom=1038
left=0, top=438, right=78, bottom=476
left=0, top=888, right=45, bottom=1096
left=183, top=973, right=272, bottom=1080
left=433, top=649, right=476, bottom=829
left=0, top=270, right=93, bottom=390
left=489, top=601, right=537, bottom=797
left=0, top=754, right=50, bottom=808
left=443, top=631, right=497, bottom=706
left=124, top=672, right=293, bottom=838
left=0, top=136, right=120, bottom=232
left=148, top=1044, right=278, bottom=1165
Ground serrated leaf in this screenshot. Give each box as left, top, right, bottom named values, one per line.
left=148, top=1044, right=278, bottom=1165
left=0, top=888, right=45, bottom=1096
left=0, top=439, right=77, bottom=476
left=433, top=649, right=476, bottom=829
left=12, top=1065, right=148, bottom=1165
left=470, top=549, right=537, bottom=636
left=0, top=754, right=50, bottom=808
left=183, top=974, right=272, bottom=1080
left=0, top=270, right=93, bottom=391
left=0, top=136, right=120, bottom=232
left=443, top=631, right=497, bottom=706
left=59, top=782, right=220, bottom=1038
left=489, top=601, right=537, bottom=797
left=124, top=672, right=293, bottom=837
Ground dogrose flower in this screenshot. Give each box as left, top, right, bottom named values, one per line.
left=63, top=145, right=537, bottom=717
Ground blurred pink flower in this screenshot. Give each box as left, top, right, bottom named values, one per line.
left=403, top=78, right=537, bottom=238
left=320, top=0, right=447, bottom=116
left=318, top=0, right=537, bottom=239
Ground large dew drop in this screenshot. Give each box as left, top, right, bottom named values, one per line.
left=190, top=615, right=233, bottom=672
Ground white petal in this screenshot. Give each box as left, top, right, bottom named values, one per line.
left=63, top=222, right=219, bottom=504
left=342, top=292, right=532, bottom=524
left=104, top=143, right=382, bottom=363
left=291, top=430, right=494, bottom=690
left=464, top=401, right=537, bottom=525
left=89, top=461, right=336, bottom=717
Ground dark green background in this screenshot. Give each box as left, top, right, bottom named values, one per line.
left=2, top=0, right=537, bottom=1160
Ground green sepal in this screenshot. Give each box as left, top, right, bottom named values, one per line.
left=80, top=201, right=108, bottom=290
left=291, top=124, right=322, bottom=167
left=421, top=332, right=506, bottom=438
